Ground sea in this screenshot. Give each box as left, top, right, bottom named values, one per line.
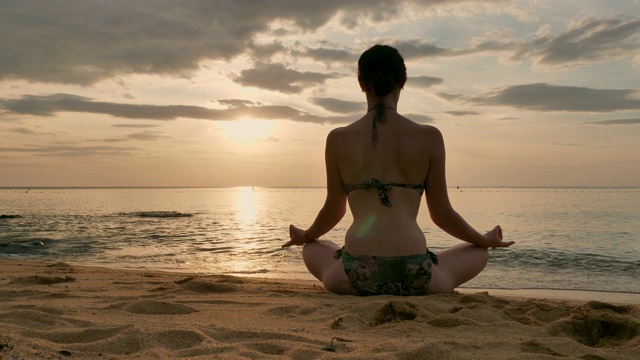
left=0, top=187, right=638, bottom=294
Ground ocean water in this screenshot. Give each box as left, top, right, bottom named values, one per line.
left=0, top=187, right=638, bottom=294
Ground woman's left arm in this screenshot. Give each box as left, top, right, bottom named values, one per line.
left=283, top=129, right=347, bottom=247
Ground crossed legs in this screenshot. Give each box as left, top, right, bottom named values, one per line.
left=301, top=240, right=488, bottom=295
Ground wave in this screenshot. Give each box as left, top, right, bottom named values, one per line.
left=119, top=211, right=194, bottom=218
left=0, top=237, right=55, bottom=254
left=227, top=269, right=269, bottom=274
left=490, top=248, right=639, bottom=273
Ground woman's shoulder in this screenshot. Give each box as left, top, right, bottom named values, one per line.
left=418, top=124, right=444, bottom=148
left=418, top=123, right=443, bottom=138
left=327, top=125, right=346, bottom=139
left=398, top=120, right=445, bottom=154
left=399, top=117, right=443, bottom=139
left=325, top=125, right=350, bottom=147
left=327, top=119, right=365, bottom=138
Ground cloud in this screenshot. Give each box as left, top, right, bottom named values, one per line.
left=310, top=97, right=364, bottom=113
left=390, top=35, right=519, bottom=61
left=439, top=83, right=640, bottom=113
left=89, top=138, right=129, bottom=143
left=111, top=124, right=161, bottom=128
left=408, top=76, right=444, bottom=89
left=248, top=41, right=288, bottom=60
left=216, top=99, right=257, bottom=107
left=4, top=1, right=629, bottom=87
left=581, top=118, right=640, bottom=125
left=521, top=16, right=640, bottom=69
left=127, top=131, right=172, bottom=141
left=0, top=93, right=220, bottom=119
left=405, top=113, right=434, bottom=123
left=0, top=93, right=354, bottom=124
left=391, top=15, right=640, bottom=70
left=0, top=144, right=140, bottom=157
left=9, top=127, right=39, bottom=135
left=435, top=92, right=464, bottom=102
left=394, top=40, right=451, bottom=59
left=0, top=0, right=479, bottom=85
left=293, top=46, right=359, bottom=65
left=444, top=111, right=480, bottom=116
left=232, top=63, right=338, bottom=93
left=7, top=127, right=56, bottom=136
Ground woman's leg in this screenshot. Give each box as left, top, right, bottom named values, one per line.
left=302, top=240, right=356, bottom=295
left=429, top=243, right=489, bottom=294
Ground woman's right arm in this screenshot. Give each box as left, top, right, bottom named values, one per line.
left=424, top=127, right=514, bottom=248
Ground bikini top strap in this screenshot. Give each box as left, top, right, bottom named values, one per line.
left=392, top=182, right=426, bottom=195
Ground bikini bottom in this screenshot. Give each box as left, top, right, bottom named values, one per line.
left=334, top=247, right=439, bottom=296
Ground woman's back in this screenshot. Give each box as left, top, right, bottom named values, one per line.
left=331, top=110, right=437, bottom=256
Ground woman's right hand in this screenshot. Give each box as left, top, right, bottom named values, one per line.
left=483, top=225, right=515, bottom=248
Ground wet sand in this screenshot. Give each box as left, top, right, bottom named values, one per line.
left=1, top=259, right=638, bottom=359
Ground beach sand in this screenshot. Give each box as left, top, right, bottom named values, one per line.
left=1, top=259, right=638, bottom=359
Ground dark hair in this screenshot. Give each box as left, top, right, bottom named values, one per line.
left=358, top=45, right=407, bottom=97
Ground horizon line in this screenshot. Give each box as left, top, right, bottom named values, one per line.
left=1, top=185, right=639, bottom=190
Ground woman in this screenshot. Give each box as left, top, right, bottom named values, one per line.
left=282, top=45, right=514, bottom=296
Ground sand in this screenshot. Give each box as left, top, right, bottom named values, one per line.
left=0, top=259, right=638, bottom=359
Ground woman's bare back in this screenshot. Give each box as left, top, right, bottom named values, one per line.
left=330, top=110, right=439, bottom=256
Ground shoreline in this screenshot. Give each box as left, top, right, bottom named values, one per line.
left=2, top=258, right=638, bottom=304
left=1, top=258, right=639, bottom=359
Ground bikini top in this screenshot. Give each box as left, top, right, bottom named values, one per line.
left=343, top=178, right=425, bottom=207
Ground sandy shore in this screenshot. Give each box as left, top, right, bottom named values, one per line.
left=1, top=259, right=638, bottom=359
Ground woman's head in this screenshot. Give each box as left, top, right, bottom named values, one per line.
left=358, top=45, right=406, bottom=97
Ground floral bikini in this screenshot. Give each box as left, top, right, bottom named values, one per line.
left=335, top=247, right=439, bottom=296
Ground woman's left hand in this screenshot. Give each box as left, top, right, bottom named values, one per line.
left=282, top=224, right=308, bottom=248
left=483, top=225, right=514, bottom=248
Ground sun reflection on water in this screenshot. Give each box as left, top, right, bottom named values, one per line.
left=235, top=187, right=258, bottom=225
left=225, top=187, right=264, bottom=273
left=232, top=186, right=261, bottom=246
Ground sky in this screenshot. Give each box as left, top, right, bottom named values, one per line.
left=1, top=0, right=639, bottom=188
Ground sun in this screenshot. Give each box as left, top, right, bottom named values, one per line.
left=220, top=119, right=275, bottom=143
